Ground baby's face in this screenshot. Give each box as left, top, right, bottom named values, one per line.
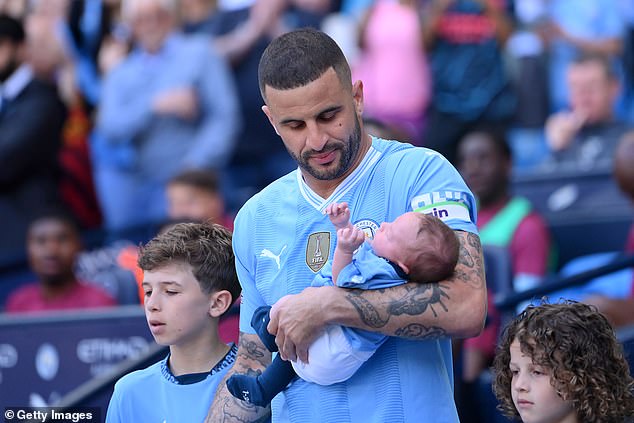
left=370, top=212, right=420, bottom=263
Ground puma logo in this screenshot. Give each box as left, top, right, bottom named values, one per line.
left=260, top=245, right=287, bottom=270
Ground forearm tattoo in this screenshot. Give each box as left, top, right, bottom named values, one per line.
left=205, top=334, right=271, bottom=423
left=343, top=231, right=483, bottom=340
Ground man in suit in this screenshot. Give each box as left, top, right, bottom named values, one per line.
left=0, top=14, right=67, bottom=260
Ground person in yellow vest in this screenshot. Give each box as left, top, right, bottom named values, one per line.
left=455, top=125, right=553, bottom=423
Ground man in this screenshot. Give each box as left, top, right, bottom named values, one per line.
left=95, top=0, right=240, bottom=234
left=206, top=28, right=486, bottom=422
left=544, top=52, right=631, bottom=171
left=0, top=14, right=67, bottom=259
left=4, top=211, right=116, bottom=313
left=455, top=126, right=552, bottom=423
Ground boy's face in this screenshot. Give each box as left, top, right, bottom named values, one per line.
left=166, top=183, right=224, bottom=224
left=27, top=218, right=81, bottom=284
left=142, top=262, right=214, bottom=347
left=370, top=212, right=420, bottom=265
left=509, top=340, right=576, bottom=423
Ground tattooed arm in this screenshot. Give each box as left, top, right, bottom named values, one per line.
left=268, top=231, right=487, bottom=362
left=205, top=333, right=271, bottom=423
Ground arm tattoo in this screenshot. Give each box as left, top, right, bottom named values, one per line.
left=237, top=337, right=269, bottom=369
left=344, top=289, right=390, bottom=328
left=394, top=324, right=447, bottom=339
left=341, top=230, right=483, bottom=340
left=388, top=282, right=450, bottom=317
left=452, top=232, right=485, bottom=288
left=205, top=333, right=271, bottom=422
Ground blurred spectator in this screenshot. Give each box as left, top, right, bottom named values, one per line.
left=502, top=0, right=551, bottom=172
left=543, top=0, right=625, bottom=114
left=4, top=210, right=116, bottom=314
left=455, top=125, right=552, bottom=423
left=351, top=0, right=431, bottom=145
left=94, top=0, right=240, bottom=235
left=584, top=130, right=634, bottom=328
left=543, top=52, right=632, bottom=172
left=165, top=169, right=234, bottom=229
left=76, top=169, right=235, bottom=305
left=0, top=0, right=28, bottom=19
left=362, top=116, right=410, bottom=142
left=24, top=1, right=104, bottom=229
left=421, top=0, right=516, bottom=164
left=0, top=14, right=68, bottom=260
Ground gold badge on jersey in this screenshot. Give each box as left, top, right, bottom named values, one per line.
left=306, top=232, right=330, bottom=272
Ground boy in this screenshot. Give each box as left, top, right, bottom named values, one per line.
left=492, top=300, right=634, bottom=423
left=106, top=222, right=241, bottom=422
left=227, top=202, right=459, bottom=406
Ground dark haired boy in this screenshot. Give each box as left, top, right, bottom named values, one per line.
left=106, top=222, right=241, bottom=423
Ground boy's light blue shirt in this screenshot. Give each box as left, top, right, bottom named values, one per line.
left=105, top=345, right=237, bottom=423
left=233, top=138, right=478, bottom=422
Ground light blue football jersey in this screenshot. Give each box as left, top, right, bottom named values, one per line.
left=106, top=346, right=237, bottom=423
left=233, top=137, right=478, bottom=423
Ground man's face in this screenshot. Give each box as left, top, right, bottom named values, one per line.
left=129, top=1, right=172, bottom=53
left=0, top=38, right=19, bottom=82
left=27, top=218, right=81, bottom=284
left=457, top=132, right=510, bottom=206
left=262, top=68, right=368, bottom=187
left=568, top=61, right=619, bottom=124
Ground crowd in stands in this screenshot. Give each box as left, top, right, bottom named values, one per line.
left=1, top=0, right=634, bottom=419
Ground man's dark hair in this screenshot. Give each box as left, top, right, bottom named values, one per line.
left=138, top=222, right=241, bottom=305
left=168, top=169, right=220, bottom=193
left=258, top=27, right=351, bottom=100
left=0, top=14, right=25, bottom=44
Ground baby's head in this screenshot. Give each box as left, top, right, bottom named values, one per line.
left=371, top=212, right=458, bottom=282
left=493, top=301, right=634, bottom=422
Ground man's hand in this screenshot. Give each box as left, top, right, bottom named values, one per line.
left=545, top=110, right=587, bottom=151
left=267, top=287, right=330, bottom=363
left=325, top=202, right=352, bottom=230
left=152, top=87, right=199, bottom=121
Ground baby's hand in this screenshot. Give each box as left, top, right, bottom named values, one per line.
left=325, top=202, right=351, bottom=229
left=337, top=226, right=365, bottom=253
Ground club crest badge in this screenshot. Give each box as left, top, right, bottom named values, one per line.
left=306, top=232, right=330, bottom=272
left=354, top=219, right=379, bottom=239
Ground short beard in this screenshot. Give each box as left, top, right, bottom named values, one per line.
left=291, top=114, right=362, bottom=181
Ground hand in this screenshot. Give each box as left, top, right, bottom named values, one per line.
left=325, top=202, right=352, bottom=229
left=98, top=36, right=129, bottom=75
left=545, top=111, right=586, bottom=151
left=267, top=287, right=330, bottom=363
left=336, top=226, right=366, bottom=254
left=152, top=87, right=199, bottom=121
